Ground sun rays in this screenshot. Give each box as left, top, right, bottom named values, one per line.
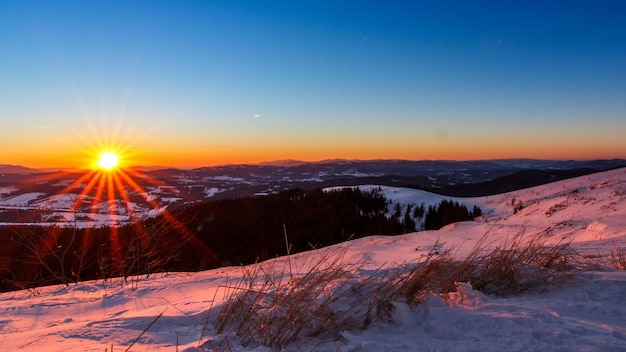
left=14, top=111, right=211, bottom=277
left=29, top=143, right=208, bottom=275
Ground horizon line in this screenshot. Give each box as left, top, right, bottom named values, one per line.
left=3, top=156, right=626, bottom=173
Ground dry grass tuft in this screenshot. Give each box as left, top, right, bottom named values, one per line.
left=609, top=245, right=626, bottom=270
left=372, top=241, right=460, bottom=307
left=214, top=230, right=591, bottom=349
left=460, top=230, right=586, bottom=296
left=215, top=244, right=384, bottom=349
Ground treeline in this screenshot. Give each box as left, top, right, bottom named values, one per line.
left=0, top=187, right=407, bottom=292
left=424, top=200, right=482, bottom=230
left=181, top=187, right=408, bottom=265
left=0, top=187, right=481, bottom=292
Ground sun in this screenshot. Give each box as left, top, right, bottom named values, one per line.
left=97, top=152, right=120, bottom=170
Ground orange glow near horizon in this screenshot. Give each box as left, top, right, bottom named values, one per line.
left=6, top=126, right=626, bottom=170
left=10, top=146, right=626, bottom=170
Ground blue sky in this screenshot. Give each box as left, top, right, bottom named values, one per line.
left=1, top=1, right=625, bottom=168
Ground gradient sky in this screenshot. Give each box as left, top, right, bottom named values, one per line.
left=1, top=1, right=625, bottom=169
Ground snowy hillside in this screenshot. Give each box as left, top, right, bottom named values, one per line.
left=1, top=168, right=625, bottom=351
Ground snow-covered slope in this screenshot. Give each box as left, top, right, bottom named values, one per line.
left=1, top=168, right=625, bottom=351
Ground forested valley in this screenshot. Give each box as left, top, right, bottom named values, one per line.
left=0, top=187, right=479, bottom=292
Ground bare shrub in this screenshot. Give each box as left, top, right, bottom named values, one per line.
left=609, top=245, right=626, bottom=270
left=4, top=225, right=89, bottom=290
left=103, top=217, right=192, bottom=291
left=0, top=212, right=194, bottom=292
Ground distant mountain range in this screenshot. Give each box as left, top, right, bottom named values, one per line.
left=4, top=158, right=626, bottom=175
left=0, top=164, right=47, bottom=174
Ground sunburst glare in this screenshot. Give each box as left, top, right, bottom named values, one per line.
left=11, top=111, right=211, bottom=286
left=97, top=152, right=120, bottom=170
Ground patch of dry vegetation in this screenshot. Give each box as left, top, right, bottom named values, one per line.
left=214, top=244, right=380, bottom=349
left=459, top=230, right=588, bottom=296
left=609, top=245, right=626, bottom=270
left=212, top=230, right=590, bottom=350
